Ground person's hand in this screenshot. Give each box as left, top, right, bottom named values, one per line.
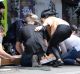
left=10, top=55, right=21, bottom=62
left=10, top=56, right=16, bottom=62
left=35, top=26, right=43, bottom=31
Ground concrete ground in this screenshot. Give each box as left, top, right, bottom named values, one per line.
left=0, top=66, right=80, bottom=74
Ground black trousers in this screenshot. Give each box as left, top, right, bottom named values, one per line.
left=20, top=50, right=45, bottom=67
left=20, top=52, right=33, bottom=67
left=47, top=25, right=72, bottom=60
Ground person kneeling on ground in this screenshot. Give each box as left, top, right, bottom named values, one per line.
left=16, top=13, right=48, bottom=67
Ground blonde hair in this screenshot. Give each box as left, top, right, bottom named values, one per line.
left=25, top=13, right=40, bottom=25
left=25, top=13, right=38, bottom=20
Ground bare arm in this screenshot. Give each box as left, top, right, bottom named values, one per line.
left=0, top=44, right=13, bottom=59
left=35, top=18, right=52, bottom=31
left=16, top=41, right=24, bottom=55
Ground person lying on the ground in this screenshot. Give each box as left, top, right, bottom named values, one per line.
left=60, top=25, right=80, bottom=65
left=35, top=10, right=72, bottom=66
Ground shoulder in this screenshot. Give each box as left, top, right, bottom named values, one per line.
left=46, top=16, right=55, bottom=20
left=44, top=17, right=55, bottom=26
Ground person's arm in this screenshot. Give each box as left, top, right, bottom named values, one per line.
left=0, top=44, right=13, bottom=59
left=16, top=28, right=24, bottom=54
left=0, top=31, right=16, bottom=61
left=16, top=41, right=24, bottom=55
left=0, top=34, right=13, bottom=59
left=35, top=18, right=52, bottom=31
left=35, top=19, right=48, bottom=31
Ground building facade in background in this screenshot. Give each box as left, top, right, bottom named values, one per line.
left=7, top=0, right=80, bottom=27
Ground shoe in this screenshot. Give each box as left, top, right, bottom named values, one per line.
left=76, top=58, right=80, bottom=64
left=52, top=60, right=64, bottom=67
left=40, top=57, right=55, bottom=65
left=40, top=54, right=56, bottom=65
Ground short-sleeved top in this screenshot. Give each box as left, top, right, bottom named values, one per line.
left=64, top=35, right=80, bottom=51
left=16, top=24, right=47, bottom=54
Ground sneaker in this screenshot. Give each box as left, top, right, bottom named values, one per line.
left=40, top=57, right=55, bottom=65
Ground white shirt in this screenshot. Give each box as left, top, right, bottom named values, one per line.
left=64, top=35, right=80, bottom=51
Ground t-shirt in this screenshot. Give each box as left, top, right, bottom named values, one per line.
left=16, top=24, right=47, bottom=54
left=64, top=35, right=80, bottom=51
left=0, top=36, right=3, bottom=43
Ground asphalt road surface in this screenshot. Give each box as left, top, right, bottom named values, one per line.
left=0, top=66, right=80, bottom=74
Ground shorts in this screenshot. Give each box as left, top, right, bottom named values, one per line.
left=48, top=25, right=72, bottom=47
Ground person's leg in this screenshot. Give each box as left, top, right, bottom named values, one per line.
left=61, top=48, right=78, bottom=65
left=47, top=25, right=72, bottom=66
left=63, top=59, right=75, bottom=65
left=51, top=47, right=61, bottom=60
left=20, top=52, right=32, bottom=67
left=61, top=48, right=77, bottom=60
left=47, top=25, right=72, bottom=59
left=36, top=50, right=45, bottom=64
left=46, top=47, right=63, bottom=67
left=77, top=51, right=80, bottom=58
left=48, top=25, right=72, bottom=48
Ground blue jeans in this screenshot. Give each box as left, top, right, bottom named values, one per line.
left=61, top=48, right=78, bottom=65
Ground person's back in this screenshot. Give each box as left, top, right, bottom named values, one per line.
left=16, top=13, right=47, bottom=67
left=64, top=35, right=80, bottom=51
left=20, top=24, right=47, bottom=54
left=45, top=16, right=69, bottom=26
left=43, top=16, right=70, bottom=36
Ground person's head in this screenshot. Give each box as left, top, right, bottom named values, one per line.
left=70, top=25, right=78, bottom=34
left=25, top=13, right=39, bottom=25
left=40, top=9, right=55, bottom=23
left=0, top=2, right=5, bottom=14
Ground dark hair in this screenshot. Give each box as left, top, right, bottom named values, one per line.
left=70, top=25, right=77, bottom=31
left=0, top=2, right=5, bottom=9
left=41, top=9, right=57, bottom=18
left=41, top=12, right=54, bottom=18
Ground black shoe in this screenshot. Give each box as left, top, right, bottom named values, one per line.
left=52, top=60, right=64, bottom=67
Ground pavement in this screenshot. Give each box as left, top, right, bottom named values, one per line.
left=0, top=66, right=80, bottom=74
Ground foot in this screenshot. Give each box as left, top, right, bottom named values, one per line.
left=52, top=59, right=64, bottom=67
left=40, top=54, right=56, bottom=65
left=76, top=58, right=80, bottom=64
